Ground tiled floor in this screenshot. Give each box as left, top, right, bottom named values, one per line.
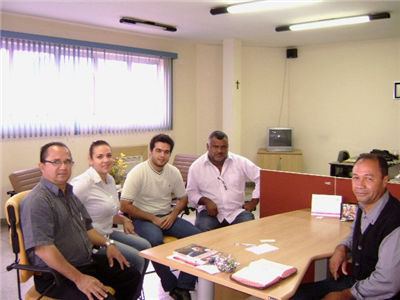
left=1, top=187, right=258, bottom=300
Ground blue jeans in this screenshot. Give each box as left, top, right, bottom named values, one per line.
left=195, top=209, right=255, bottom=232
left=132, top=216, right=201, bottom=292
left=94, top=230, right=151, bottom=299
left=289, top=276, right=357, bottom=300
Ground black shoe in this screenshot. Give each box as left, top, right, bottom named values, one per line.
left=169, top=287, right=192, bottom=300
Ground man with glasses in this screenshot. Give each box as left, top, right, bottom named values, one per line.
left=20, top=142, right=139, bottom=300
left=187, top=130, right=261, bottom=232
left=120, top=134, right=201, bottom=300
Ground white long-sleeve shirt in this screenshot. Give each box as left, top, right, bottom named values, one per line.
left=187, top=152, right=260, bottom=223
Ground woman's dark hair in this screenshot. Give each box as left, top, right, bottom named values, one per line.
left=89, top=140, right=111, bottom=158
left=40, top=142, right=72, bottom=162
left=149, top=134, right=174, bottom=153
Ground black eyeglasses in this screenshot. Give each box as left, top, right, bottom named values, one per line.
left=43, top=159, right=75, bottom=167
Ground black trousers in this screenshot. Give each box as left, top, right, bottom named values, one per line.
left=34, top=254, right=140, bottom=300
left=289, top=276, right=356, bottom=300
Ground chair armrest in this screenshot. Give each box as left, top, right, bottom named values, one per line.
left=7, top=263, right=62, bottom=286
left=7, top=190, right=17, bottom=197
left=171, top=202, right=198, bottom=217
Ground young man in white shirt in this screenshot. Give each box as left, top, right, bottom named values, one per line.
left=120, top=134, right=201, bottom=300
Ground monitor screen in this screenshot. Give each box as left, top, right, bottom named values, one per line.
left=267, top=127, right=293, bottom=152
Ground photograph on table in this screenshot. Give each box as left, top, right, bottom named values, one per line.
left=340, top=203, right=358, bottom=221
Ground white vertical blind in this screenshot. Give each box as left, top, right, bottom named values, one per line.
left=1, top=36, right=173, bottom=139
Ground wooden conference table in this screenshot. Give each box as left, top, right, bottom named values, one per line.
left=140, top=209, right=352, bottom=300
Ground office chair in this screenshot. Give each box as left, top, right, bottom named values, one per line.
left=7, top=168, right=42, bottom=197
left=172, top=154, right=199, bottom=217
left=5, top=190, right=115, bottom=300
left=6, top=190, right=61, bottom=300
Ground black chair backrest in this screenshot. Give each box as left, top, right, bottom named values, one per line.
left=7, top=204, right=20, bottom=256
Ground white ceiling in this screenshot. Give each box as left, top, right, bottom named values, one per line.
left=1, top=0, right=400, bottom=48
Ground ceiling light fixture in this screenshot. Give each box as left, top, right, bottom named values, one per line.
left=120, top=17, right=177, bottom=32
left=276, top=12, right=390, bottom=32
left=210, top=0, right=319, bottom=15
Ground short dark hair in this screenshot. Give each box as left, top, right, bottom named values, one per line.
left=89, top=140, right=111, bottom=158
left=149, top=134, right=174, bottom=153
left=40, top=142, right=72, bottom=163
left=208, top=130, right=228, bottom=141
left=355, top=153, right=389, bottom=178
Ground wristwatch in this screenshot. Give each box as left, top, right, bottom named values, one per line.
left=103, top=239, right=116, bottom=249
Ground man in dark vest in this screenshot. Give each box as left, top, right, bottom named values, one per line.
left=290, top=153, right=400, bottom=299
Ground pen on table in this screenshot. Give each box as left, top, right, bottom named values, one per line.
left=234, top=243, right=257, bottom=247
left=260, top=239, right=276, bottom=243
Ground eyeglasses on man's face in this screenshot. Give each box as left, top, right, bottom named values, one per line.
left=43, top=159, right=75, bottom=167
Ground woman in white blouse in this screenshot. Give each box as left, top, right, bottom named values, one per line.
left=71, top=140, right=151, bottom=299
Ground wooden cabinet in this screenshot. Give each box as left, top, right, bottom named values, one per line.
left=257, top=148, right=302, bottom=172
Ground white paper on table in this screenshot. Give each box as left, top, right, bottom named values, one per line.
left=311, top=194, right=342, bottom=218
left=196, top=264, right=220, bottom=274
left=245, top=243, right=279, bottom=255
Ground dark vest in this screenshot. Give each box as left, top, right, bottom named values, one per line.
left=352, top=194, right=400, bottom=299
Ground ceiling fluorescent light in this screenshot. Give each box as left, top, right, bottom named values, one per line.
left=290, top=16, right=370, bottom=31
left=276, top=12, right=390, bottom=32
left=211, top=0, right=319, bottom=15
left=120, top=17, right=177, bottom=32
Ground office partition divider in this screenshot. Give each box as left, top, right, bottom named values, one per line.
left=260, top=170, right=400, bottom=218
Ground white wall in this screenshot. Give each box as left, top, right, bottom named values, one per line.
left=1, top=12, right=400, bottom=218
left=290, top=40, right=400, bottom=175
left=241, top=47, right=288, bottom=162
left=240, top=39, right=400, bottom=174
left=197, top=39, right=400, bottom=175
left=195, top=44, right=223, bottom=154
